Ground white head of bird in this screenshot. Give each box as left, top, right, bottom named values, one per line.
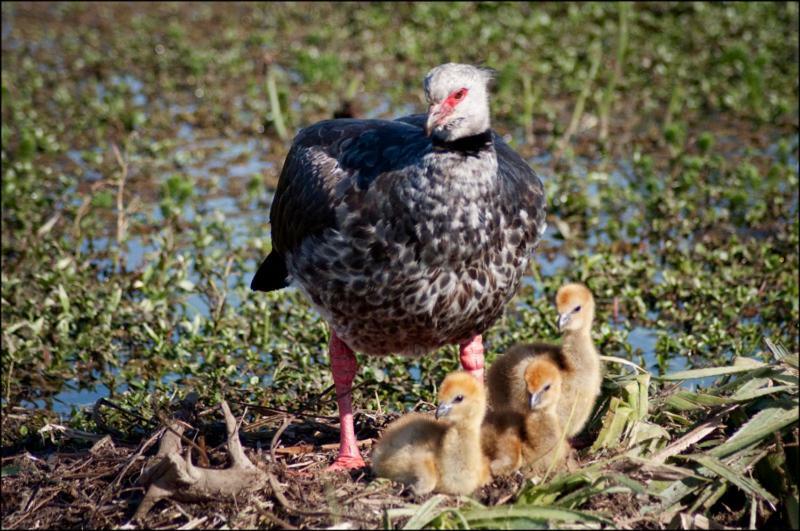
left=524, top=358, right=562, bottom=411
left=555, top=283, right=595, bottom=333
left=424, top=63, right=495, bottom=141
left=434, top=371, right=487, bottom=423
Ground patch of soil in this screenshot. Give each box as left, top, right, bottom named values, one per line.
left=1, top=396, right=615, bottom=529
left=0, top=401, right=474, bottom=529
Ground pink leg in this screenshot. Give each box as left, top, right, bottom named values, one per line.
left=326, top=331, right=366, bottom=471
left=459, top=335, right=485, bottom=382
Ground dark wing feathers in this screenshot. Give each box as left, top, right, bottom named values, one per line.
left=273, top=119, right=427, bottom=253
left=251, top=114, right=546, bottom=292
left=393, top=113, right=427, bottom=128
left=252, top=119, right=426, bottom=292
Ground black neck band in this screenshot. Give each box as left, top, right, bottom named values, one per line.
left=432, top=130, right=493, bottom=155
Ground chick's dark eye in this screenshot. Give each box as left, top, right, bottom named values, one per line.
left=453, top=394, right=464, bottom=403
left=543, top=384, right=551, bottom=391
left=573, top=305, right=581, bottom=313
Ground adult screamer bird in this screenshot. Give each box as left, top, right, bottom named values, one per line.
left=251, top=63, right=546, bottom=470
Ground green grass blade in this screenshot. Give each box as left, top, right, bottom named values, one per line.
left=658, top=364, right=763, bottom=381
left=730, top=385, right=796, bottom=401
left=729, top=376, right=777, bottom=398
left=781, top=354, right=799, bottom=369
left=590, top=397, right=633, bottom=451
left=266, top=66, right=289, bottom=141
left=518, top=468, right=599, bottom=506
left=401, top=495, right=448, bottom=530
left=666, top=385, right=795, bottom=410
left=685, top=454, right=779, bottom=505
left=665, top=391, right=732, bottom=410
left=764, top=338, right=791, bottom=362
left=710, top=406, right=799, bottom=459
left=462, top=505, right=611, bottom=526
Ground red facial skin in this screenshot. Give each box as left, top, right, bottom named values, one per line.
left=427, top=87, right=469, bottom=134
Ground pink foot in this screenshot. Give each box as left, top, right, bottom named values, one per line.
left=326, top=453, right=367, bottom=471
left=459, top=335, right=485, bottom=382
left=324, top=331, right=367, bottom=472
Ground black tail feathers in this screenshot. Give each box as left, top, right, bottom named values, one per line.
left=250, top=251, right=289, bottom=292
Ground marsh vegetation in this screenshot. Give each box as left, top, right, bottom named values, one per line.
left=1, top=2, right=798, bottom=529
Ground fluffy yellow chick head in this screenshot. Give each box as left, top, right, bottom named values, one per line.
left=524, top=358, right=562, bottom=411
left=435, top=371, right=486, bottom=423
left=555, top=283, right=595, bottom=333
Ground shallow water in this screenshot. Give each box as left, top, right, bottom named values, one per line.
left=22, top=380, right=120, bottom=414
left=5, top=29, right=795, bottom=412
left=23, top=119, right=793, bottom=413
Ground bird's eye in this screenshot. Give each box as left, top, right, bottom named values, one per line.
left=573, top=305, right=581, bottom=313
left=453, top=394, right=464, bottom=403
left=453, top=88, right=467, bottom=100
left=543, top=384, right=551, bottom=391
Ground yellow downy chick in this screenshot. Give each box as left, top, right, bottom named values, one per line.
left=482, top=358, right=568, bottom=476
left=371, top=371, right=490, bottom=495
left=486, top=283, right=602, bottom=438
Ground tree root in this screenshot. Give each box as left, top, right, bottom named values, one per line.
left=133, top=399, right=269, bottom=521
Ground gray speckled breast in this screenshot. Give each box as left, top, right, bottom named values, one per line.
left=287, top=148, right=536, bottom=356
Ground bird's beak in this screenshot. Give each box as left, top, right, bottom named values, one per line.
left=529, top=391, right=542, bottom=410
left=425, top=105, right=438, bottom=137
left=435, top=402, right=452, bottom=419
left=425, top=102, right=450, bottom=137
left=557, top=312, right=571, bottom=331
